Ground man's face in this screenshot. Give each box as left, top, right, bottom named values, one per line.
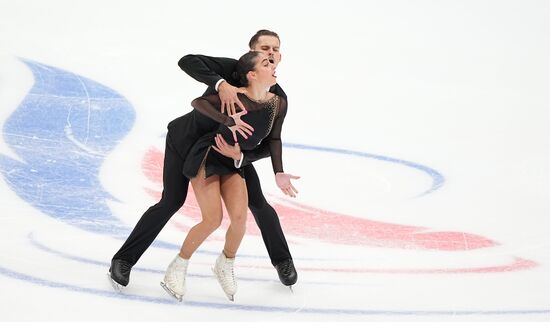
left=251, top=35, right=281, bottom=68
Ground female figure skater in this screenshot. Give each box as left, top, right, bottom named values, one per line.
left=160, top=51, right=289, bottom=301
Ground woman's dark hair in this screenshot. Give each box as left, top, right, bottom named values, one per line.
left=233, top=51, right=262, bottom=87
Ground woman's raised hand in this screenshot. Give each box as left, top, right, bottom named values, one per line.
left=228, top=110, right=254, bottom=142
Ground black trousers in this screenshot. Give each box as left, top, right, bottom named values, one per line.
left=112, top=132, right=291, bottom=266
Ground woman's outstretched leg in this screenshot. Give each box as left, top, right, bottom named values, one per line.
left=162, top=166, right=223, bottom=301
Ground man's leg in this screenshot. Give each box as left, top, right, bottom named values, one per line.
left=243, top=164, right=297, bottom=286
left=110, top=133, right=189, bottom=286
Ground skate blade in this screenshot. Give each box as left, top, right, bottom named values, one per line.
left=289, top=285, right=293, bottom=293
left=107, top=273, right=124, bottom=292
left=212, top=267, right=235, bottom=302
left=160, top=281, right=183, bottom=302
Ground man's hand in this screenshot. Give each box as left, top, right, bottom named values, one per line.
left=218, top=81, right=247, bottom=115
left=275, top=172, right=300, bottom=198
left=211, top=134, right=241, bottom=160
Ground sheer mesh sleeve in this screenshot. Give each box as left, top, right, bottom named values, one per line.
left=268, top=96, right=288, bottom=173
left=191, top=95, right=235, bottom=127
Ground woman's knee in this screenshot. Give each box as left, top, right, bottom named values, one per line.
left=229, top=211, right=247, bottom=227
left=201, top=215, right=222, bottom=232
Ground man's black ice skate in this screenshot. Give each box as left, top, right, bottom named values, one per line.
left=108, top=259, right=132, bottom=291
left=275, top=258, right=297, bottom=290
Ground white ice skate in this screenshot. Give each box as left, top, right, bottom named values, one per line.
left=160, top=254, right=189, bottom=302
left=212, top=252, right=237, bottom=301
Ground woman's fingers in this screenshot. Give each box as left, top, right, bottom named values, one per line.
left=234, top=110, right=247, bottom=117
left=277, top=182, right=298, bottom=197
left=240, top=120, right=254, bottom=132
left=285, top=187, right=296, bottom=198
left=239, top=125, right=253, bottom=136
left=237, top=128, right=248, bottom=140
left=234, top=111, right=254, bottom=131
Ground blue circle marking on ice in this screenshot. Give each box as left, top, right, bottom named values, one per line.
left=283, top=143, right=444, bottom=197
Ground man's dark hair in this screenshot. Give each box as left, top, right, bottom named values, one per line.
left=248, top=29, right=280, bottom=49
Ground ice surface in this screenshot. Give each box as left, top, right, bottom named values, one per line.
left=1, top=1, right=549, bottom=321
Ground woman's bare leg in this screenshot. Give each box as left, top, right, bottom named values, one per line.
left=219, top=173, right=248, bottom=258
left=178, top=167, right=223, bottom=259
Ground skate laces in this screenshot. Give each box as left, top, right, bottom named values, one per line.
left=217, top=258, right=235, bottom=289
left=222, top=260, right=234, bottom=277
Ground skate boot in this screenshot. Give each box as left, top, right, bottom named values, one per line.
left=275, top=258, right=297, bottom=290
left=212, top=252, right=237, bottom=301
left=160, top=254, right=189, bottom=302
left=108, top=259, right=132, bottom=291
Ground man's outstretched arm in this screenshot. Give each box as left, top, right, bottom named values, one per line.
left=178, top=54, right=237, bottom=89
left=179, top=54, right=245, bottom=113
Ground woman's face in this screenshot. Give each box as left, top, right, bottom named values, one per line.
left=251, top=53, right=277, bottom=87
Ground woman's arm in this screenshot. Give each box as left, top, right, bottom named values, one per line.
left=191, top=95, right=254, bottom=141
left=240, top=141, right=271, bottom=167
left=269, top=97, right=299, bottom=197
left=191, top=95, right=234, bottom=126
left=267, top=97, right=288, bottom=174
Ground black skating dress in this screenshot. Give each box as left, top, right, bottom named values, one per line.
left=182, top=93, right=287, bottom=179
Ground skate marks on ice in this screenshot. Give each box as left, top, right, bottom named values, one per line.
left=2, top=261, right=550, bottom=317
left=0, top=59, right=181, bottom=252
left=0, top=229, right=548, bottom=317
left=0, top=59, right=134, bottom=237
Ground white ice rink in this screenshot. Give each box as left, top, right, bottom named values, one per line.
left=1, top=1, right=549, bottom=321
